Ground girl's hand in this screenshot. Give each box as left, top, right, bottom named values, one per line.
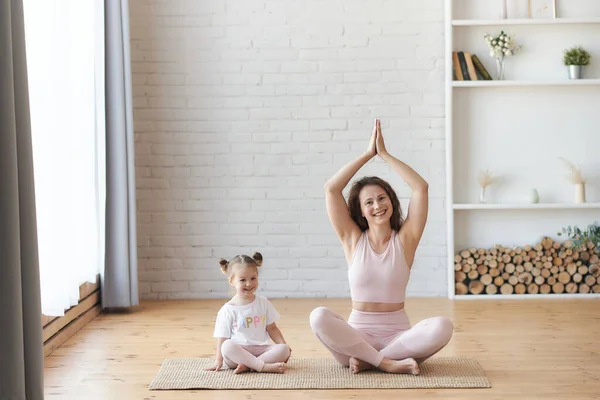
left=205, top=358, right=223, bottom=371
left=366, top=119, right=377, bottom=157
left=375, top=119, right=388, bottom=157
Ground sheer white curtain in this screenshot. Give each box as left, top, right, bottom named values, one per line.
left=23, top=0, right=105, bottom=316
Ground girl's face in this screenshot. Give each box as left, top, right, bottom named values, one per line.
left=359, top=184, right=392, bottom=227
left=229, top=264, right=259, bottom=299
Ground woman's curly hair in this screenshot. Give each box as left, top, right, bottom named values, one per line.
left=347, top=176, right=404, bottom=232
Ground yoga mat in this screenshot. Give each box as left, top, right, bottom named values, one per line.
left=149, top=356, right=491, bottom=390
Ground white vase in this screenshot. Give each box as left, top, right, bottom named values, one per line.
left=575, top=184, right=586, bottom=204
left=496, top=56, right=505, bottom=80
left=527, top=188, right=539, bottom=204
left=479, top=187, right=487, bottom=203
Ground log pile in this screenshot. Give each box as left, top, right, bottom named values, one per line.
left=455, top=238, right=600, bottom=295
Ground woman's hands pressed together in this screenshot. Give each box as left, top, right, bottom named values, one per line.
left=367, top=118, right=389, bottom=159
left=374, top=119, right=388, bottom=158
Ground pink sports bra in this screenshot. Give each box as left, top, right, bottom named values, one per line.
left=348, top=230, right=410, bottom=303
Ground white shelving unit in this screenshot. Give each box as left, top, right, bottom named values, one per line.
left=452, top=18, right=600, bottom=26
left=453, top=203, right=600, bottom=210
left=445, top=0, right=600, bottom=299
left=453, top=79, right=600, bottom=87
left=455, top=293, right=600, bottom=300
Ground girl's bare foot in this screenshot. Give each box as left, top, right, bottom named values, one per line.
left=349, top=357, right=374, bottom=374
left=378, top=357, right=420, bottom=375
left=261, top=362, right=286, bottom=374
left=233, top=364, right=250, bottom=374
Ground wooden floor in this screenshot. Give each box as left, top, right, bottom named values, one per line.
left=44, top=298, right=600, bottom=399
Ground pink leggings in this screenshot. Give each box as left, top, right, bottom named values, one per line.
left=221, top=340, right=291, bottom=372
left=309, top=307, right=453, bottom=367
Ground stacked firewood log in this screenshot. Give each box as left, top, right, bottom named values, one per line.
left=455, top=238, right=600, bottom=295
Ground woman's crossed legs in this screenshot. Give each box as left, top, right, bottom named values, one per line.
left=309, top=306, right=454, bottom=374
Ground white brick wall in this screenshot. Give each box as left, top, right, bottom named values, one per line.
left=129, top=0, right=447, bottom=300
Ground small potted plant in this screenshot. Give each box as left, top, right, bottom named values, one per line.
left=563, top=46, right=591, bottom=80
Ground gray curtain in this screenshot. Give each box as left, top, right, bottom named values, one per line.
left=0, top=0, right=45, bottom=398
left=103, top=0, right=139, bottom=308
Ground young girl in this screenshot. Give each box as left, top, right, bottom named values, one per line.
left=206, top=252, right=291, bottom=374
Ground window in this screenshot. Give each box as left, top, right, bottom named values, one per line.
left=23, top=0, right=105, bottom=316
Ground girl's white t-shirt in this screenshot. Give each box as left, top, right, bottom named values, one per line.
left=213, top=296, right=280, bottom=345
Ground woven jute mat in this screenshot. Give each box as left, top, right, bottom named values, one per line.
left=149, top=357, right=491, bottom=390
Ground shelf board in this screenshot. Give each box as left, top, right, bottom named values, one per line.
left=452, top=79, right=600, bottom=87
left=452, top=18, right=600, bottom=26
left=453, top=203, right=600, bottom=210
left=454, top=293, right=600, bottom=299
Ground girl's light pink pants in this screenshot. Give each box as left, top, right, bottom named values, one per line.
left=221, top=340, right=291, bottom=372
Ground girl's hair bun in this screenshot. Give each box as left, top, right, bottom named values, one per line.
left=252, top=252, right=263, bottom=267
left=219, top=258, right=228, bottom=274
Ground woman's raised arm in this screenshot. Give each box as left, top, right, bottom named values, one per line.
left=375, top=120, right=429, bottom=263
left=324, top=120, right=378, bottom=256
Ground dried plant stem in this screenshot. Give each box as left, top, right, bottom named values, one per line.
left=559, top=157, right=585, bottom=184
left=478, top=169, right=493, bottom=188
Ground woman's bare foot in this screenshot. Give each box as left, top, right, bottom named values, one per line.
left=233, top=364, right=250, bottom=374
left=349, top=357, right=374, bottom=374
left=261, top=362, right=286, bottom=374
left=378, top=357, right=420, bottom=375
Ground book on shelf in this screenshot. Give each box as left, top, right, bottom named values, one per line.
left=452, top=51, right=492, bottom=81
left=452, top=51, right=464, bottom=80
left=457, top=51, right=471, bottom=80
left=471, top=54, right=492, bottom=80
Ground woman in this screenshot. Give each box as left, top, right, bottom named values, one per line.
left=310, top=119, right=454, bottom=375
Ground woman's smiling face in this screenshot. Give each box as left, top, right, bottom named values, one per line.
left=359, top=184, right=392, bottom=227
